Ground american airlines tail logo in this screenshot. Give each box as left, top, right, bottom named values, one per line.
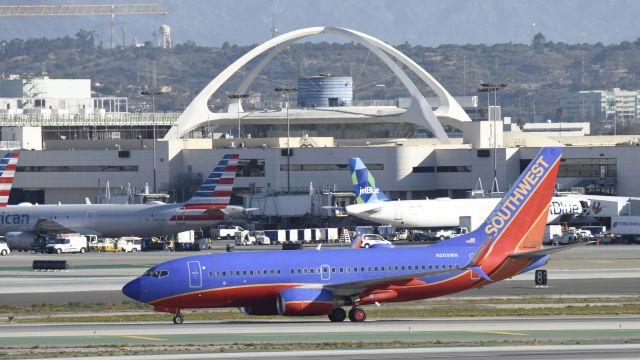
left=359, top=186, right=380, bottom=195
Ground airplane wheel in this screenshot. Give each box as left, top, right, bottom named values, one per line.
left=172, top=314, right=184, bottom=324
left=349, top=307, right=367, bottom=322
left=328, top=308, right=346, bottom=322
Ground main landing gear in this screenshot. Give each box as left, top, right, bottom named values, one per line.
left=328, top=307, right=367, bottom=322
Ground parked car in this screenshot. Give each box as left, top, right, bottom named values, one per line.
left=357, top=234, right=393, bottom=248
left=45, top=234, right=88, bottom=254
left=118, top=237, right=142, bottom=252
left=0, top=241, right=10, bottom=256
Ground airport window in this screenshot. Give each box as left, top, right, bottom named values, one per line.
left=412, top=166, right=435, bottom=173
left=237, top=159, right=265, bottom=177
left=280, top=164, right=383, bottom=172
left=436, top=166, right=471, bottom=173
left=18, top=165, right=139, bottom=172
left=477, top=149, right=490, bottom=158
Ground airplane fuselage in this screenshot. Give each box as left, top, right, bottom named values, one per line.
left=0, top=202, right=230, bottom=238
left=346, top=196, right=586, bottom=228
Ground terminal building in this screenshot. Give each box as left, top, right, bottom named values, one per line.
left=2, top=27, right=640, bottom=224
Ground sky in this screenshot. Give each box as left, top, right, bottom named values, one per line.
left=0, top=0, right=639, bottom=47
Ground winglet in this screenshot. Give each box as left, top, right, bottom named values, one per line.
left=348, top=157, right=389, bottom=204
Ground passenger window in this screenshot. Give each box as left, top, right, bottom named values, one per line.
left=339, top=267, right=344, bottom=273
left=353, top=267, right=358, bottom=272
left=277, top=270, right=281, bottom=274
left=387, top=266, right=391, bottom=271
left=401, top=266, right=405, bottom=270
left=332, top=267, right=336, bottom=273
left=242, top=271, right=247, bottom=275
left=304, top=268, right=308, bottom=274
left=422, top=265, right=426, bottom=270
left=394, top=266, right=399, bottom=271
left=271, top=270, right=275, bottom=274
left=429, top=265, right=432, bottom=270
left=374, top=267, right=378, bottom=271
left=290, top=269, right=294, bottom=274
left=367, top=267, right=372, bottom=272
left=222, top=271, right=226, bottom=276
left=236, top=271, right=240, bottom=276
left=257, top=270, right=261, bottom=275
left=408, top=266, right=412, bottom=270
left=360, top=267, right=365, bottom=272
left=346, top=267, right=351, bottom=273
left=297, top=269, right=302, bottom=274
left=250, top=270, right=254, bottom=275
left=215, top=272, right=219, bottom=277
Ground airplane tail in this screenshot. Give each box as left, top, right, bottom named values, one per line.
left=348, top=157, right=389, bottom=204
left=184, top=154, right=239, bottom=209
left=440, top=147, right=562, bottom=271
left=350, top=230, right=365, bottom=248
left=0, top=151, right=19, bottom=207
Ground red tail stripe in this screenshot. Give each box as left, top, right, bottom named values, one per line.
left=212, top=190, right=232, bottom=197
left=224, top=165, right=237, bottom=172
left=169, top=214, right=225, bottom=221
left=217, top=178, right=234, bottom=185
left=11, top=152, right=19, bottom=158
left=0, top=178, right=14, bottom=183
left=0, top=190, right=10, bottom=196
left=180, top=204, right=227, bottom=210
left=3, top=165, right=16, bottom=171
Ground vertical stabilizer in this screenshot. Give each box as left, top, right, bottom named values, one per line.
left=0, top=151, right=19, bottom=207
left=185, top=154, right=239, bottom=208
left=348, top=157, right=389, bottom=204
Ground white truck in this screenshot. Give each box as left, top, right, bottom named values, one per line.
left=235, top=230, right=270, bottom=245
left=430, top=227, right=469, bottom=241
left=118, top=237, right=142, bottom=252
left=213, top=225, right=245, bottom=239
left=46, top=233, right=88, bottom=254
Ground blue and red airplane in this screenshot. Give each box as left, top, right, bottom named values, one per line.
left=124, top=147, right=563, bottom=324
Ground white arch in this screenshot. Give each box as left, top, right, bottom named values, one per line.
left=164, top=27, right=471, bottom=141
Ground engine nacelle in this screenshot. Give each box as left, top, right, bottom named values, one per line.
left=276, top=288, right=342, bottom=316
left=4, top=231, right=37, bottom=250
left=242, top=302, right=280, bottom=316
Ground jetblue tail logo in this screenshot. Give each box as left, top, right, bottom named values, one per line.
left=348, top=157, right=389, bottom=204
left=185, top=154, right=239, bottom=208
left=0, top=151, right=19, bottom=208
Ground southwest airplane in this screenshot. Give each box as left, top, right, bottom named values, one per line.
left=1, top=154, right=247, bottom=250
left=123, top=147, right=563, bottom=324
left=343, top=156, right=587, bottom=228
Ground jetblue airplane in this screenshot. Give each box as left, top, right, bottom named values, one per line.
left=1, top=154, right=247, bottom=250
left=343, top=156, right=587, bottom=228
left=124, top=147, right=563, bottom=324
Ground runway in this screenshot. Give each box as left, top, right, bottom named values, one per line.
left=29, top=345, right=640, bottom=360
left=1, top=317, right=639, bottom=347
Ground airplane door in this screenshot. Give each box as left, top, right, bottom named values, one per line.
left=86, top=211, right=95, bottom=225
left=394, top=204, right=403, bottom=221
left=320, top=264, right=331, bottom=281
left=187, top=261, right=202, bottom=288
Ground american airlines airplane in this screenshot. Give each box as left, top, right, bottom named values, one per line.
left=1, top=154, right=247, bottom=250
left=123, top=147, right=566, bottom=324
left=343, top=157, right=588, bottom=228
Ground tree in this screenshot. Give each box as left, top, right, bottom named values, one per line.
left=532, top=32, right=546, bottom=47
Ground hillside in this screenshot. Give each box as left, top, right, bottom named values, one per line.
left=2, top=31, right=640, bottom=134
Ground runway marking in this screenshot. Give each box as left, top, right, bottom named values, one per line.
left=119, top=335, right=166, bottom=341
left=470, top=330, right=528, bottom=336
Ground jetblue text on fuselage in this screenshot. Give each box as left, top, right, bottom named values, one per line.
left=360, top=186, right=380, bottom=195
left=549, top=201, right=580, bottom=215
left=0, top=212, right=29, bottom=225
left=484, top=156, right=550, bottom=235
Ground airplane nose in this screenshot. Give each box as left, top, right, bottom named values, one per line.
left=122, top=278, right=142, bottom=302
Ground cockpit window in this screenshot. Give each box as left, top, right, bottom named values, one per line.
left=143, top=269, right=169, bottom=278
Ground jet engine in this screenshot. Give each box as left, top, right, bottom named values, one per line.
left=276, top=288, right=343, bottom=316
left=4, top=231, right=38, bottom=251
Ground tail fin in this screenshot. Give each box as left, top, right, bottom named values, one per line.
left=351, top=230, right=365, bottom=248
left=185, top=154, right=239, bottom=208
left=442, top=147, right=563, bottom=267
left=0, top=151, right=19, bottom=207
left=348, top=157, right=389, bottom=204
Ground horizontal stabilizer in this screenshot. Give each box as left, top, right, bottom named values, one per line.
left=509, top=241, right=594, bottom=259
left=471, top=266, right=492, bottom=282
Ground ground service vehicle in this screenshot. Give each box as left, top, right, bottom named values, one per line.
left=0, top=241, right=10, bottom=255
left=214, top=225, right=245, bottom=240
left=119, top=237, right=142, bottom=252
left=45, top=234, right=88, bottom=254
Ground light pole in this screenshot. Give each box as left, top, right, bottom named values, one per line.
left=227, top=93, right=249, bottom=139
left=141, top=86, right=171, bottom=193
left=275, top=86, right=298, bottom=193
left=477, top=83, right=507, bottom=194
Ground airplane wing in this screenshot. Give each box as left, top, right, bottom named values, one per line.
left=324, top=267, right=464, bottom=296
left=33, top=218, right=101, bottom=235
left=508, top=241, right=594, bottom=259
